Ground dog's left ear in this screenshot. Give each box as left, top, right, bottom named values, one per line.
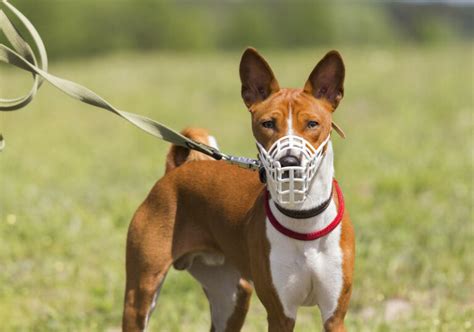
left=304, top=50, right=345, bottom=110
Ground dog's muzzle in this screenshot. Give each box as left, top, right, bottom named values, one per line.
left=257, top=134, right=330, bottom=207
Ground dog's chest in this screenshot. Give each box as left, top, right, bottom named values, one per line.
left=265, top=213, right=343, bottom=320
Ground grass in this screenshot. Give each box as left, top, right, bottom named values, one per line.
left=1, top=44, right=473, bottom=331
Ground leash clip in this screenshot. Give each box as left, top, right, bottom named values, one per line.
left=186, top=140, right=261, bottom=171
left=222, top=155, right=261, bottom=171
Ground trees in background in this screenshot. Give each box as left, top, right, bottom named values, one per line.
left=3, top=0, right=472, bottom=59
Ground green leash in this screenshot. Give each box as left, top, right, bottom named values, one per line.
left=0, top=0, right=260, bottom=170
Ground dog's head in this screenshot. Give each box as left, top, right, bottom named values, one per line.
left=240, top=47, right=345, bottom=156
left=240, top=48, right=345, bottom=206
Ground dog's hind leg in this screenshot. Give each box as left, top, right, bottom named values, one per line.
left=122, top=202, right=174, bottom=332
left=122, top=267, right=170, bottom=332
left=188, top=258, right=252, bottom=332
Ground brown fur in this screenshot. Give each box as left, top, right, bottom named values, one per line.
left=165, top=127, right=216, bottom=173
left=122, top=48, right=354, bottom=332
left=324, top=190, right=355, bottom=332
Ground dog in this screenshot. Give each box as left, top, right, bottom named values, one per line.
left=122, top=48, right=354, bottom=332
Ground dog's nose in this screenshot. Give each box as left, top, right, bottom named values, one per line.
left=279, top=155, right=300, bottom=167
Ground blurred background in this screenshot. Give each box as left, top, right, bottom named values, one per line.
left=4, top=0, right=473, bottom=58
left=1, top=1, right=472, bottom=331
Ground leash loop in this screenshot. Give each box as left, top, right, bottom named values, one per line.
left=0, top=3, right=44, bottom=111
left=0, top=0, right=260, bottom=170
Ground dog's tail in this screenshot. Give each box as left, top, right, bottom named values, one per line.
left=165, top=127, right=219, bottom=173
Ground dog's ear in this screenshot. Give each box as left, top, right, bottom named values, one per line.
left=304, top=50, right=345, bottom=110
left=240, top=48, right=280, bottom=109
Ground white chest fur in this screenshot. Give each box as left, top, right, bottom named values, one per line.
left=264, top=142, right=344, bottom=323
left=265, top=203, right=343, bottom=322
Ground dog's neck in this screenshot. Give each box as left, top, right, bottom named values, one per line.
left=268, top=142, right=336, bottom=233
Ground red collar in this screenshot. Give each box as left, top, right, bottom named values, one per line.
left=264, top=179, right=345, bottom=241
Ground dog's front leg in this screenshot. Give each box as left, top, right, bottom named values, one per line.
left=252, top=265, right=296, bottom=332
left=253, top=271, right=296, bottom=332
left=322, top=212, right=355, bottom=332
left=247, top=199, right=296, bottom=332
left=266, top=313, right=296, bottom=332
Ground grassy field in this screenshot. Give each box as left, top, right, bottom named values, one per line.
left=1, top=44, right=472, bottom=331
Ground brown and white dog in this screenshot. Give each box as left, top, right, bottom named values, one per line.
left=122, top=48, right=355, bottom=332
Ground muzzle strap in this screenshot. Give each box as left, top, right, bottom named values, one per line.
left=332, top=122, right=346, bottom=139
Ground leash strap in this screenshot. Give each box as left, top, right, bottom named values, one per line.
left=0, top=1, right=260, bottom=170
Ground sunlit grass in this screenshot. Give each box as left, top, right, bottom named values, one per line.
left=1, top=44, right=472, bottom=331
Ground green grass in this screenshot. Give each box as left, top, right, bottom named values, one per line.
left=1, top=44, right=473, bottom=331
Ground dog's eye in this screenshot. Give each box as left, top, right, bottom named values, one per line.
left=261, top=120, right=275, bottom=129
left=307, top=121, right=319, bottom=129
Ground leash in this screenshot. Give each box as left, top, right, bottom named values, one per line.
left=0, top=0, right=260, bottom=171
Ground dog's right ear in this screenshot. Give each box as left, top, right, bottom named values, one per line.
left=240, top=48, right=280, bottom=109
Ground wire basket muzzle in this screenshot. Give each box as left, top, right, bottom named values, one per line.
left=257, top=134, right=330, bottom=207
